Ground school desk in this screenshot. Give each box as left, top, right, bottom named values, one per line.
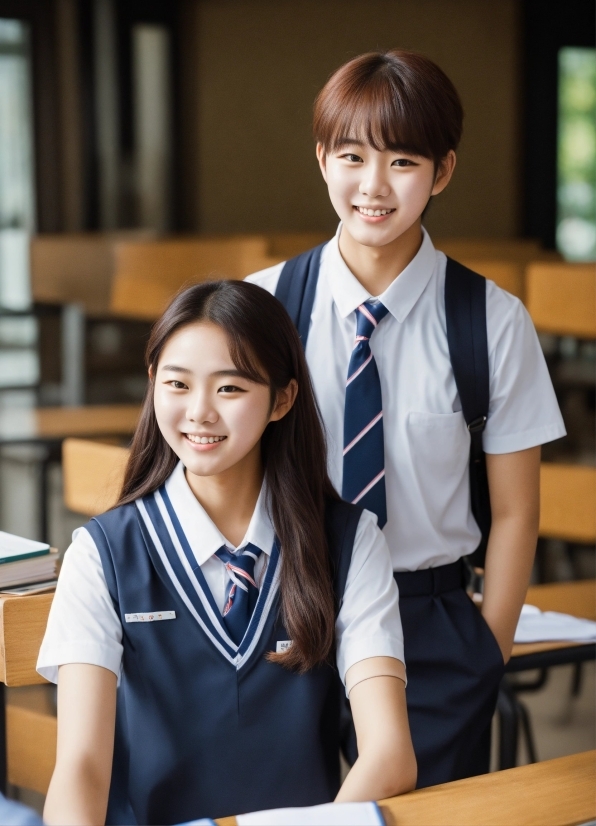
left=215, top=750, right=595, bottom=826
left=0, top=592, right=54, bottom=794
left=0, top=404, right=140, bottom=541
left=499, top=580, right=596, bottom=769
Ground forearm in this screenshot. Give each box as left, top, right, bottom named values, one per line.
left=482, top=512, right=537, bottom=661
left=44, top=664, right=116, bottom=826
left=336, top=666, right=416, bottom=802
left=336, top=741, right=416, bottom=802
left=44, top=759, right=110, bottom=826
left=482, top=447, right=541, bottom=662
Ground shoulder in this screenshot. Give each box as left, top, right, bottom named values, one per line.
left=245, top=261, right=285, bottom=295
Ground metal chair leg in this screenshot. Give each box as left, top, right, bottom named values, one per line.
left=571, top=662, right=583, bottom=697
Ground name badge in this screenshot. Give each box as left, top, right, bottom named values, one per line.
left=125, top=611, right=176, bottom=623
left=276, top=640, right=293, bottom=653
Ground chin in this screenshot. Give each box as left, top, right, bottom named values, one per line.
left=346, top=221, right=401, bottom=248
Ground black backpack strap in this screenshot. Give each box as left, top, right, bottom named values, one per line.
left=445, top=257, right=492, bottom=568
left=275, top=242, right=328, bottom=348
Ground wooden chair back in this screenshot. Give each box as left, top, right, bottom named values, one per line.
left=30, top=232, right=154, bottom=316
left=458, top=259, right=525, bottom=299
left=110, top=237, right=283, bottom=320
left=526, top=262, right=596, bottom=338
left=539, top=463, right=596, bottom=543
left=62, top=438, right=129, bottom=516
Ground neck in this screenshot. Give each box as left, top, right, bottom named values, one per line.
left=184, top=446, right=263, bottom=548
left=338, top=220, right=424, bottom=296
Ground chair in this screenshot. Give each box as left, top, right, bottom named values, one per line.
left=62, top=437, right=129, bottom=515
left=110, top=237, right=284, bottom=320
left=525, top=262, right=596, bottom=338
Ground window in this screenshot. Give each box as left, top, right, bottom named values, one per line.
left=557, top=47, right=596, bottom=261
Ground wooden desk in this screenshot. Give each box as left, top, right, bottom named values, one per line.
left=216, top=751, right=595, bottom=826
left=509, top=580, right=595, bottom=663
left=0, top=404, right=139, bottom=541
left=0, top=594, right=53, bottom=687
left=0, top=404, right=140, bottom=443
left=511, top=580, right=595, bottom=659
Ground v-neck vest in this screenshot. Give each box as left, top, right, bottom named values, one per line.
left=86, top=487, right=360, bottom=825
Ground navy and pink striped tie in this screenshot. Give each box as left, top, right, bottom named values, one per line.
left=215, top=543, right=263, bottom=645
left=342, top=300, right=389, bottom=528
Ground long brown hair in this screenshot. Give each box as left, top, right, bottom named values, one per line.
left=313, top=49, right=463, bottom=166
left=118, top=280, right=340, bottom=673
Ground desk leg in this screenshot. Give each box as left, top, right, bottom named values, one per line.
left=39, top=451, right=51, bottom=545
left=497, top=680, right=519, bottom=770
left=0, top=682, right=6, bottom=794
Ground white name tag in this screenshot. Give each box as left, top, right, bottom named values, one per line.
left=125, top=611, right=176, bottom=623
left=276, top=640, right=293, bottom=653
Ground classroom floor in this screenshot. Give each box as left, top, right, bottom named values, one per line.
left=3, top=449, right=595, bottom=816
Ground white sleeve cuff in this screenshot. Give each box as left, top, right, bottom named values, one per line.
left=483, top=422, right=567, bottom=454
left=337, top=636, right=405, bottom=689
left=36, top=640, right=123, bottom=685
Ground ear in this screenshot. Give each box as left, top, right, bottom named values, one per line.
left=316, top=142, right=328, bottom=184
left=269, top=379, right=298, bottom=423
left=431, top=150, right=457, bottom=196
left=148, top=364, right=155, bottom=381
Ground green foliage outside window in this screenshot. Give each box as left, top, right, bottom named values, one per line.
left=557, top=47, right=596, bottom=261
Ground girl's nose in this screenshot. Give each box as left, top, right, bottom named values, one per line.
left=359, top=165, right=391, bottom=199
left=186, top=394, right=218, bottom=424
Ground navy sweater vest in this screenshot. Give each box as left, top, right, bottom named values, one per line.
left=86, top=486, right=360, bottom=825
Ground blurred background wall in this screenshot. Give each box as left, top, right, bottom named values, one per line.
left=192, top=0, right=520, bottom=238
left=4, top=0, right=591, bottom=248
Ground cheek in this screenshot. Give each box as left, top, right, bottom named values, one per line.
left=398, top=172, right=435, bottom=211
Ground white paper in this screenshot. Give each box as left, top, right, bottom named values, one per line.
left=237, top=801, right=384, bottom=826
left=514, top=603, right=596, bottom=644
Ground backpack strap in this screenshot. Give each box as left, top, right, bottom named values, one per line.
left=445, top=257, right=492, bottom=567
left=275, top=242, right=328, bottom=348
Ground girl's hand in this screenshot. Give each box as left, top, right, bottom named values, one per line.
left=336, top=656, right=417, bottom=802
left=44, top=664, right=117, bottom=826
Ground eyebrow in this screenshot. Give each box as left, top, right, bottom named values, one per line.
left=160, top=365, right=255, bottom=380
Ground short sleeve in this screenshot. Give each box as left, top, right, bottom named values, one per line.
left=36, top=527, right=123, bottom=683
left=244, top=262, right=283, bottom=294
left=335, top=510, right=405, bottom=687
left=483, top=283, right=566, bottom=454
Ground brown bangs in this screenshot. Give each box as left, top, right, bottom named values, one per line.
left=314, top=50, right=463, bottom=164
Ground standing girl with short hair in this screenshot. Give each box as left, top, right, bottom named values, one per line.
left=248, top=49, right=565, bottom=787
left=39, top=280, right=415, bottom=826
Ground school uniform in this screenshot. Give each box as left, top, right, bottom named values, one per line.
left=247, top=225, right=566, bottom=787
left=38, top=461, right=405, bottom=825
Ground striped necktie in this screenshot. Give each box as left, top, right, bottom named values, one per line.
left=342, top=300, right=389, bottom=528
left=215, top=543, right=263, bottom=645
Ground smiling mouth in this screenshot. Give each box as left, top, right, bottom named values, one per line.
left=185, top=434, right=227, bottom=444
left=354, top=206, right=396, bottom=217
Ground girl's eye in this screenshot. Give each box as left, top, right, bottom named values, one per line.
left=392, top=158, right=415, bottom=167
left=218, top=385, right=244, bottom=393
left=341, top=153, right=363, bottom=163
left=168, top=380, right=187, bottom=390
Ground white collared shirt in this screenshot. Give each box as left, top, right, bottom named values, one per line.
left=37, top=462, right=404, bottom=685
left=247, top=225, right=566, bottom=571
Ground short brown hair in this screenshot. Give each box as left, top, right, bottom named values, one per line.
left=313, top=50, right=463, bottom=165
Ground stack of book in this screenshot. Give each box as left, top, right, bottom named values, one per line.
left=0, top=532, right=59, bottom=595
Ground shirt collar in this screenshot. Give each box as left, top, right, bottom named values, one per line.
left=325, top=223, right=438, bottom=323
left=164, top=462, right=275, bottom=566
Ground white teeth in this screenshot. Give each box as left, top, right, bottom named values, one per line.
left=186, top=433, right=225, bottom=444
left=357, top=207, right=393, bottom=216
